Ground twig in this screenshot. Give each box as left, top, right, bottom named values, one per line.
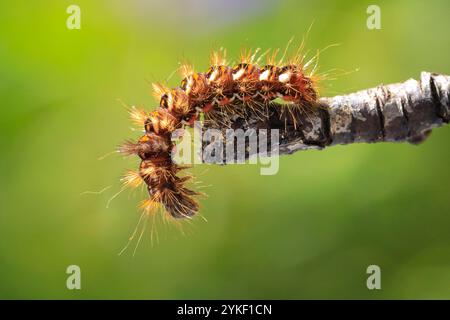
left=201, top=72, right=449, bottom=159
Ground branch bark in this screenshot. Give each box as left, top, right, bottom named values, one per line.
left=201, top=72, right=450, bottom=159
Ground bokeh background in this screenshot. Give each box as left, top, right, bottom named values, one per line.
left=1, top=0, right=449, bottom=299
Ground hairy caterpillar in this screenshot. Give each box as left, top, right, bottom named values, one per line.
left=120, top=45, right=319, bottom=219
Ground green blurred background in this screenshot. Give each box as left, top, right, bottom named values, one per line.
left=0, top=0, right=449, bottom=299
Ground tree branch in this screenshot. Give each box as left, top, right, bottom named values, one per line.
left=201, top=72, right=449, bottom=159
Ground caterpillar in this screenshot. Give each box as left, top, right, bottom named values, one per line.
left=120, top=45, right=319, bottom=220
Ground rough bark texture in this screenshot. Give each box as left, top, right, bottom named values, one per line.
left=201, top=72, right=449, bottom=160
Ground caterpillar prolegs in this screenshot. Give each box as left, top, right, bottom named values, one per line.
left=120, top=46, right=320, bottom=219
